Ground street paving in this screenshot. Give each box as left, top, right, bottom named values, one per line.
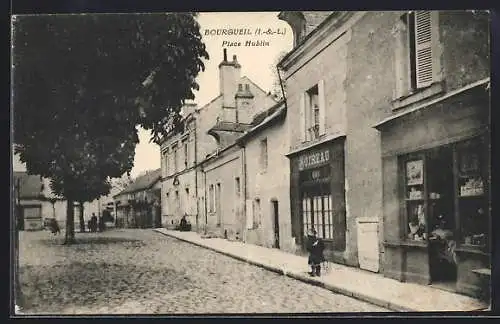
left=18, top=229, right=389, bottom=314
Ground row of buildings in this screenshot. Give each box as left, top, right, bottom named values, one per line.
left=13, top=150, right=134, bottom=231
left=158, top=11, right=490, bottom=299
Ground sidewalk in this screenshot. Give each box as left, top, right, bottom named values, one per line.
left=154, top=228, right=489, bottom=312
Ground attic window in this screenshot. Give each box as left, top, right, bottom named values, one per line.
left=238, top=83, right=243, bottom=91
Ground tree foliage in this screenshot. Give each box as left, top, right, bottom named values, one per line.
left=12, top=13, right=209, bottom=242
left=269, top=50, right=288, bottom=100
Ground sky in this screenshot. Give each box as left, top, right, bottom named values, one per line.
left=129, top=12, right=294, bottom=178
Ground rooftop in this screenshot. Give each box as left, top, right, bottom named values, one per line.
left=13, top=171, right=44, bottom=199
left=115, top=168, right=161, bottom=197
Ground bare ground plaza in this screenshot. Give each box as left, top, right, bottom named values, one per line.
left=18, top=229, right=388, bottom=314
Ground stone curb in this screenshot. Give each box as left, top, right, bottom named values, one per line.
left=153, top=229, right=414, bottom=312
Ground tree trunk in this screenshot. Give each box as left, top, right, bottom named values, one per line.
left=14, top=205, right=24, bottom=310
left=78, top=201, right=85, bottom=233
left=64, top=199, right=76, bottom=245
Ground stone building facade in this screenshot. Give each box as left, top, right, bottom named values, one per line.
left=236, top=101, right=295, bottom=252
left=159, top=49, right=277, bottom=232
left=279, top=10, right=490, bottom=299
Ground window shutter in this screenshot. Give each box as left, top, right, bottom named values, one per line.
left=299, top=92, right=306, bottom=141
left=318, top=80, right=326, bottom=135
left=414, top=11, right=433, bottom=88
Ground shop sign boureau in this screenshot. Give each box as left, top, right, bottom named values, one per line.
left=298, top=149, right=330, bottom=171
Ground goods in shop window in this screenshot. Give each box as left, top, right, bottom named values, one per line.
left=406, top=160, right=423, bottom=185
left=408, top=187, right=423, bottom=200
left=460, top=177, right=484, bottom=196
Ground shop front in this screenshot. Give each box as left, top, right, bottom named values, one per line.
left=375, top=83, right=490, bottom=299
left=288, top=137, right=347, bottom=262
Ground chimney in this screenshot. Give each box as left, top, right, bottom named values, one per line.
left=219, top=49, right=241, bottom=109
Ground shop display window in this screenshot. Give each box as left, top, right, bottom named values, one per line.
left=400, top=136, right=489, bottom=249
left=456, top=138, right=489, bottom=247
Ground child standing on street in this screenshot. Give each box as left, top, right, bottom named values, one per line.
left=306, top=228, right=325, bottom=277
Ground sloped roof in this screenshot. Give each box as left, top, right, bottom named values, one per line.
left=250, top=100, right=284, bottom=126
left=13, top=172, right=44, bottom=199
left=209, top=121, right=253, bottom=133
left=302, top=11, right=337, bottom=37
left=116, top=168, right=161, bottom=196
left=238, top=100, right=286, bottom=144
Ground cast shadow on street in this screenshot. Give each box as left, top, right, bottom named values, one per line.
left=19, top=262, right=195, bottom=313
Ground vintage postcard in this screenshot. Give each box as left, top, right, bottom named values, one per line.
left=11, top=10, right=491, bottom=316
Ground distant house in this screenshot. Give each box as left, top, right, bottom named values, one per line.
left=13, top=171, right=99, bottom=231
left=13, top=172, right=47, bottom=231
left=12, top=150, right=99, bottom=231
left=113, top=169, right=162, bottom=229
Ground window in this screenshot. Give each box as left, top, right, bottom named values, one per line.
left=209, top=184, right=215, bottom=213
left=185, top=188, right=190, bottom=213
left=400, top=136, right=490, bottom=248
left=302, top=194, right=334, bottom=240
left=165, top=192, right=169, bottom=213
left=394, top=11, right=440, bottom=98
left=253, top=198, right=261, bottom=229
left=260, top=138, right=268, bottom=171
left=162, top=150, right=168, bottom=177
left=172, top=144, right=178, bottom=173
left=183, top=140, right=188, bottom=168
left=235, top=177, right=240, bottom=198
left=307, top=85, right=319, bottom=140
left=301, top=81, right=326, bottom=142
left=456, top=138, right=489, bottom=247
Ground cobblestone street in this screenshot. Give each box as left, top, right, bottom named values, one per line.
left=18, top=229, right=389, bottom=314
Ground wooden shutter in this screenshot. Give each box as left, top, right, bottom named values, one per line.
left=299, top=92, right=306, bottom=141
left=318, top=80, right=326, bottom=136
left=414, top=11, right=433, bottom=88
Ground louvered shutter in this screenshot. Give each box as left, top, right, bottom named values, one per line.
left=414, top=11, right=433, bottom=88
left=318, top=80, right=326, bottom=136
left=299, top=92, right=306, bottom=141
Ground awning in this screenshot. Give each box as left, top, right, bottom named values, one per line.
left=286, top=132, right=346, bottom=157
left=373, top=78, right=490, bottom=130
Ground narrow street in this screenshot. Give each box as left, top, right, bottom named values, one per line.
left=18, top=229, right=389, bottom=314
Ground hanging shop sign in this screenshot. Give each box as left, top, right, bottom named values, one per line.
left=298, top=149, right=330, bottom=171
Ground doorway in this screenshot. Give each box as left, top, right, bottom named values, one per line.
left=426, top=146, right=457, bottom=286
left=271, top=200, right=280, bottom=249
left=216, top=183, right=222, bottom=226
left=17, top=206, right=24, bottom=231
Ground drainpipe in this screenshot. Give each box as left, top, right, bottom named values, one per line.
left=203, top=165, right=208, bottom=234
left=242, top=144, right=248, bottom=242
left=277, top=65, right=287, bottom=107
left=193, top=114, right=199, bottom=232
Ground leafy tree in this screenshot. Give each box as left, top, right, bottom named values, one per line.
left=12, top=13, right=209, bottom=244
left=75, top=174, right=112, bottom=234
left=269, top=50, right=289, bottom=100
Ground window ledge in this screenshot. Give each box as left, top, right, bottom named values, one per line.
left=455, top=245, right=490, bottom=256
left=383, top=240, right=427, bottom=248
left=392, top=81, right=445, bottom=111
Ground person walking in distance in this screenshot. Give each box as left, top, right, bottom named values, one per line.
left=306, top=228, right=325, bottom=277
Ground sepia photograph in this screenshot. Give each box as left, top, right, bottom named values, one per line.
left=11, top=10, right=491, bottom=316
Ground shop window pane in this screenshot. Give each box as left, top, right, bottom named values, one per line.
left=302, top=198, right=308, bottom=234
left=326, top=195, right=333, bottom=239
left=316, top=197, right=323, bottom=238
left=404, top=158, right=427, bottom=241
left=457, top=138, right=489, bottom=247
left=426, top=146, right=454, bottom=240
